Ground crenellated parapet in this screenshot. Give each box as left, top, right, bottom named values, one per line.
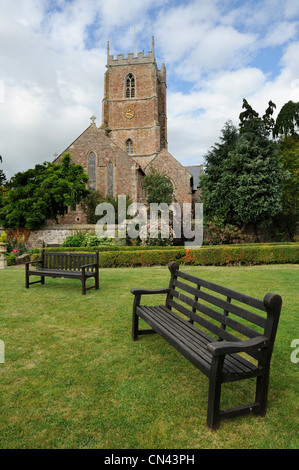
left=107, top=38, right=156, bottom=67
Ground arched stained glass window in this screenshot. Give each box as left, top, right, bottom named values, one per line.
left=126, top=139, right=134, bottom=155
left=88, top=152, right=96, bottom=191
left=107, top=161, right=114, bottom=197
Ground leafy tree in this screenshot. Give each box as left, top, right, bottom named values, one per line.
left=200, top=120, right=239, bottom=223
left=0, top=155, right=7, bottom=187
left=233, top=99, right=285, bottom=231
left=0, top=156, right=7, bottom=217
left=201, top=99, right=286, bottom=235
left=142, top=168, right=174, bottom=205
left=270, top=101, right=299, bottom=238
left=262, top=100, right=277, bottom=135
left=81, top=191, right=132, bottom=224
left=0, top=154, right=89, bottom=230
left=273, top=101, right=299, bottom=138
left=274, top=135, right=299, bottom=238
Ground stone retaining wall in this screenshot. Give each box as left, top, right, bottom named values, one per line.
left=26, top=225, right=96, bottom=248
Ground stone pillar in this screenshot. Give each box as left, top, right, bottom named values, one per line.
left=0, top=243, right=7, bottom=269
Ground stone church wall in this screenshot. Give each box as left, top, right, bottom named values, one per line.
left=54, top=124, right=144, bottom=218
left=145, top=149, right=193, bottom=207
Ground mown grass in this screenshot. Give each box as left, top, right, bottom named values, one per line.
left=0, top=264, right=298, bottom=449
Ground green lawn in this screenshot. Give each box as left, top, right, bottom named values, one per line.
left=0, top=264, right=298, bottom=449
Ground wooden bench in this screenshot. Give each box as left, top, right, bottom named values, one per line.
left=131, top=262, right=282, bottom=430
left=25, top=250, right=99, bottom=295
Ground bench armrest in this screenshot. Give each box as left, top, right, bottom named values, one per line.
left=131, top=288, right=170, bottom=296
left=24, top=259, right=42, bottom=265
left=80, top=262, right=98, bottom=269
left=207, top=336, right=269, bottom=357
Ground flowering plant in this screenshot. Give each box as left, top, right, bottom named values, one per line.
left=12, top=249, right=19, bottom=254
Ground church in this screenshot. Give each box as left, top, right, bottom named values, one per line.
left=53, top=38, right=202, bottom=224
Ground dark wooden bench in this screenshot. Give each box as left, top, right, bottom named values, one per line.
left=25, top=250, right=99, bottom=295
left=131, top=262, right=282, bottom=430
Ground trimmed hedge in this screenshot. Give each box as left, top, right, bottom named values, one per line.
left=45, top=245, right=182, bottom=252
left=43, top=243, right=299, bottom=267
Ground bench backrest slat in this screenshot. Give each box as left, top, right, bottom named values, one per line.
left=176, top=270, right=266, bottom=312
left=166, top=264, right=271, bottom=361
left=173, top=279, right=267, bottom=329
left=171, top=289, right=261, bottom=339
left=42, top=251, right=98, bottom=272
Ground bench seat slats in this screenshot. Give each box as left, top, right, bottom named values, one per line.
left=137, top=305, right=260, bottom=382
left=29, top=268, right=96, bottom=278
left=138, top=305, right=212, bottom=376
left=157, top=306, right=259, bottom=378
left=168, top=298, right=239, bottom=343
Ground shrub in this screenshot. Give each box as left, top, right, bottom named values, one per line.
left=0, top=231, right=7, bottom=243
left=45, top=245, right=184, bottom=253
left=98, top=248, right=185, bottom=268
left=45, top=243, right=299, bottom=267
left=204, top=217, right=254, bottom=245
left=5, top=253, right=16, bottom=265
left=6, top=239, right=28, bottom=255
left=30, top=253, right=42, bottom=262
left=61, top=232, right=85, bottom=247
left=30, top=247, right=41, bottom=254
left=139, top=220, right=174, bottom=247
left=96, top=243, right=299, bottom=268
left=81, top=191, right=132, bottom=224
left=61, top=231, right=116, bottom=248
left=82, top=233, right=116, bottom=247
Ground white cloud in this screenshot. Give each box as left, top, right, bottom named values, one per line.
left=166, top=66, right=268, bottom=164
left=262, top=21, right=298, bottom=47
left=0, top=0, right=298, bottom=179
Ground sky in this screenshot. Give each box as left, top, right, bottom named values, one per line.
left=0, top=0, right=299, bottom=179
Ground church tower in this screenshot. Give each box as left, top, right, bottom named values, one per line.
left=101, top=37, right=167, bottom=165
left=52, top=37, right=194, bottom=226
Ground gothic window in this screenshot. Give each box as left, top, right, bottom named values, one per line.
left=107, top=161, right=114, bottom=197
left=126, top=139, right=134, bottom=155
left=125, top=73, right=135, bottom=98
left=88, top=152, right=96, bottom=191
left=165, top=177, right=175, bottom=189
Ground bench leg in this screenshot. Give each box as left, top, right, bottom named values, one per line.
left=81, top=269, right=86, bottom=295
left=132, top=295, right=141, bottom=341
left=95, top=270, right=99, bottom=290
left=207, top=355, right=224, bottom=430
left=254, top=367, right=270, bottom=416
left=25, top=265, right=29, bottom=289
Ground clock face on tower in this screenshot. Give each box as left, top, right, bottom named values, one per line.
left=124, top=107, right=135, bottom=119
